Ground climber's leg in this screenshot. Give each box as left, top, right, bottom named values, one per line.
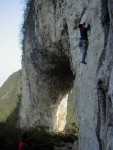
left=82, top=47, right=87, bottom=62
left=78, top=39, right=82, bottom=48
left=81, top=40, right=88, bottom=64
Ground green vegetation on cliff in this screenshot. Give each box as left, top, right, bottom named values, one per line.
left=65, top=92, right=78, bottom=137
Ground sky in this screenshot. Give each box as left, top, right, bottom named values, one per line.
left=0, top=0, right=24, bottom=87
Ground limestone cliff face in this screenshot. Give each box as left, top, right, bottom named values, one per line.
left=20, top=0, right=113, bottom=149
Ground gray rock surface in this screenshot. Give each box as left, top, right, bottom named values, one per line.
left=19, top=0, right=113, bottom=149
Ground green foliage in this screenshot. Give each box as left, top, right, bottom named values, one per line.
left=26, top=126, right=77, bottom=150
left=28, top=126, right=55, bottom=149
left=0, top=123, right=77, bottom=150
left=0, top=70, right=22, bottom=149
left=65, top=92, right=78, bottom=138
left=65, top=122, right=78, bottom=141
left=0, top=70, right=22, bottom=123
left=0, top=122, right=20, bottom=150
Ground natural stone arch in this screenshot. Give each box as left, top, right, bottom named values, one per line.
left=19, top=0, right=75, bottom=132
left=19, top=0, right=113, bottom=149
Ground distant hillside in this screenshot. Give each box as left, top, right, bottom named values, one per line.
left=0, top=70, right=22, bottom=124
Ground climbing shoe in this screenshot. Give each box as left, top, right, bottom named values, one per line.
left=81, top=61, right=87, bottom=64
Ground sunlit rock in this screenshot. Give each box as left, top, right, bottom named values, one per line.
left=19, top=0, right=113, bottom=149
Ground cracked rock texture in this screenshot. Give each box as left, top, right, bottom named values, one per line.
left=19, top=0, right=113, bottom=149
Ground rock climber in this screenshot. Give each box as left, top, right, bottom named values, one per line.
left=78, top=22, right=90, bottom=64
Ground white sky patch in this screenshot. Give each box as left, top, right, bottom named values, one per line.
left=0, top=0, right=24, bottom=87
